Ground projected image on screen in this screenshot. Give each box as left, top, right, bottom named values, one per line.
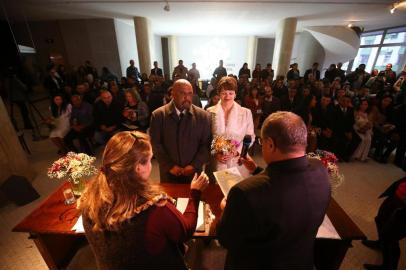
left=177, top=36, right=248, bottom=80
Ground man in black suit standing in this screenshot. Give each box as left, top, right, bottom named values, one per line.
left=304, top=62, right=321, bottom=83
left=217, top=111, right=331, bottom=270
left=150, top=61, right=163, bottom=78
left=150, top=79, right=211, bottom=183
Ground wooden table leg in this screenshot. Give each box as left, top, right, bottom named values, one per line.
left=29, top=233, right=85, bottom=269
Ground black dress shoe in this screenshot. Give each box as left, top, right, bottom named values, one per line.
left=363, top=263, right=383, bottom=270
left=362, top=239, right=381, bottom=250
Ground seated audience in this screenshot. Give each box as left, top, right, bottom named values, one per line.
left=286, top=63, right=300, bottom=80
left=109, top=80, right=126, bottom=108
left=100, top=67, right=118, bottom=84
left=281, top=87, right=301, bottom=112
left=44, top=67, right=64, bottom=97
left=252, top=64, right=262, bottom=81
left=217, top=112, right=331, bottom=270
left=379, top=63, right=397, bottom=86
left=352, top=98, right=373, bottom=162
left=260, top=85, right=281, bottom=126
left=272, top=78, right=287, bottom=98
left=93, top=90, right=122, bottom=145
left=294, top=94, right=318, bottom=152
left=204, top=90, right=220, bottom=110
left=45, top=94, right=72, bottom=154
left=369, top=95, right=396, bottom=163
left=244, top=87, right=262, bottom=128
left=79, top=131, right=209, bottom=270
left=64, top=95, right=94, bottom=155
left=122, top=89, right=150, bottom=131
left=313, top=95, right=335, bottom=152
left=332, top=95, right=360, bottom=161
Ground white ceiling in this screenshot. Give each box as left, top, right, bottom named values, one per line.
left=8, top=0, right=406, bottom=36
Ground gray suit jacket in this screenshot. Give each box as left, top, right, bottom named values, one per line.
left=150, top=101, right=211, bottom=182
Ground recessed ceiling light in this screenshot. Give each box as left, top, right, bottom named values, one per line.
left=347, top=23, right=353, bottom=28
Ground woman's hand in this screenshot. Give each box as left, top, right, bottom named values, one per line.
left=215, top=153, right=234, bottom=164
left=190, top=172, right=209, bottom=191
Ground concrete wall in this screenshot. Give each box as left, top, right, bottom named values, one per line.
left=256, top=38, right=275, bottom=67
left=59, top=18, right=121, bottom=77
left=114, top=19, right=139, bottom=77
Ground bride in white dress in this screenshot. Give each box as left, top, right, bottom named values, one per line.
left=207, top=76, right=255, bottom=177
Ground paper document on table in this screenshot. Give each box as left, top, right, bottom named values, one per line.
left=316, top=215, right=340, bottom=239
left=72, top=215, right=85, bottom=233
left=213, top=167, right=244, bottom=197
left=176, top=198, right=205, bottom=232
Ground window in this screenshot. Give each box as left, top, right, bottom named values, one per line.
left=383, top=27, right=406, bottom=44
left=374, top=46, right=406, bottom=72
left=360, top=31, right=383, bottom=45
left=351, top=47, right=379, bottom=72
left=346, top=26, right=406, bottom=74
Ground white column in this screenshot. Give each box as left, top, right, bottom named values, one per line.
left=168, top=36, right=178, bottom=77
left=272, top=17, right=297, bottom=78
left=133, top=16, right=152, bottom=74
left=247, top=36, right=258, bottom=72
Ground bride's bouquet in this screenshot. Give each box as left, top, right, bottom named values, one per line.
left=211, top=135, right=240, bottom=156
left=307, top=150, right=344, bottom=190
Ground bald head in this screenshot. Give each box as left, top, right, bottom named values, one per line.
left=172, top=79, right=193, bottom=110
left=261, top=111, right=307, bottom=161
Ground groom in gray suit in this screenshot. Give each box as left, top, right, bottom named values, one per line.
left=150, top=79, right=211, bottom=183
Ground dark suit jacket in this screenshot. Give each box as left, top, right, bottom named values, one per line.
left=281, top=95, right=302, bottom=112
left=149, top=101, right=211, bottom=182
left=332, top=105, right=355, bottom=135
left=150, top=68, right=163, bottom=77
left=304, top=69, right=320, bottom=81
left=260, top=96, right=281, bottom=125
left=217, top=157, right=331, bottom=270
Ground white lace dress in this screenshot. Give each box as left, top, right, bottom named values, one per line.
left=49, top=104, right=72, bottom=138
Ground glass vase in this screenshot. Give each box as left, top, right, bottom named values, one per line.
left=70, top=177, right=86, bottom=197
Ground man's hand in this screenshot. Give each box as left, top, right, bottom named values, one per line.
left=190, top=172, right=209, bottom=191
left=169, top=165, right=183, bottom=176
left=238, top=155, right=257, bottom=174
left=183, top=165, right=195, bottom=176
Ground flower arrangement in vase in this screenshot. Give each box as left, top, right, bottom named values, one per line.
left=48, top=152, right=98, bottom=196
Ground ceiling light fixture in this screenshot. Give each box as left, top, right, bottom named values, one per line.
left=390, top=1, right=406, bottom=14
left=164, top=1, right=170, bottom=12
left=347, top=23, right=353, bottom=28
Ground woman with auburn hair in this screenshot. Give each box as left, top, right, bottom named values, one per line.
left=207, top=76, right=255, bottom=177
left=79, top=131, right=209, bottom=270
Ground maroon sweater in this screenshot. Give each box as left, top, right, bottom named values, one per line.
left=83, top=190, right=201, bottom=270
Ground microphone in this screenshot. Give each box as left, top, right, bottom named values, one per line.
left=240, top=135, right=252, bottom=159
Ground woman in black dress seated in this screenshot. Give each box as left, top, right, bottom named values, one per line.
left=79, top=131, right=208, bottom=270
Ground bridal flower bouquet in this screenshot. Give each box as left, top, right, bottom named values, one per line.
left=307, top=150, right=344, bottom=190
left=48, top=152, right=98, bottom=195
left=211, top=135, right=240, bottom=156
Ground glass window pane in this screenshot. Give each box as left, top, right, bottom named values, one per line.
left=341, top=61, right=349, bottom=72
left=383, top=27, right=406, bottom=44
left=360, top=31, right=384, bottom=45
left=374, top=46, right=406, bottom=72
left=351, top=47, right=379, bottom=72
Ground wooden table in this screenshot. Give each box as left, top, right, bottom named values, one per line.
left=13, top=182, right=365, bottom=270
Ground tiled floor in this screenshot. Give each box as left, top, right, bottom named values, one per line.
left=0, top=98, right=405, bottom=269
